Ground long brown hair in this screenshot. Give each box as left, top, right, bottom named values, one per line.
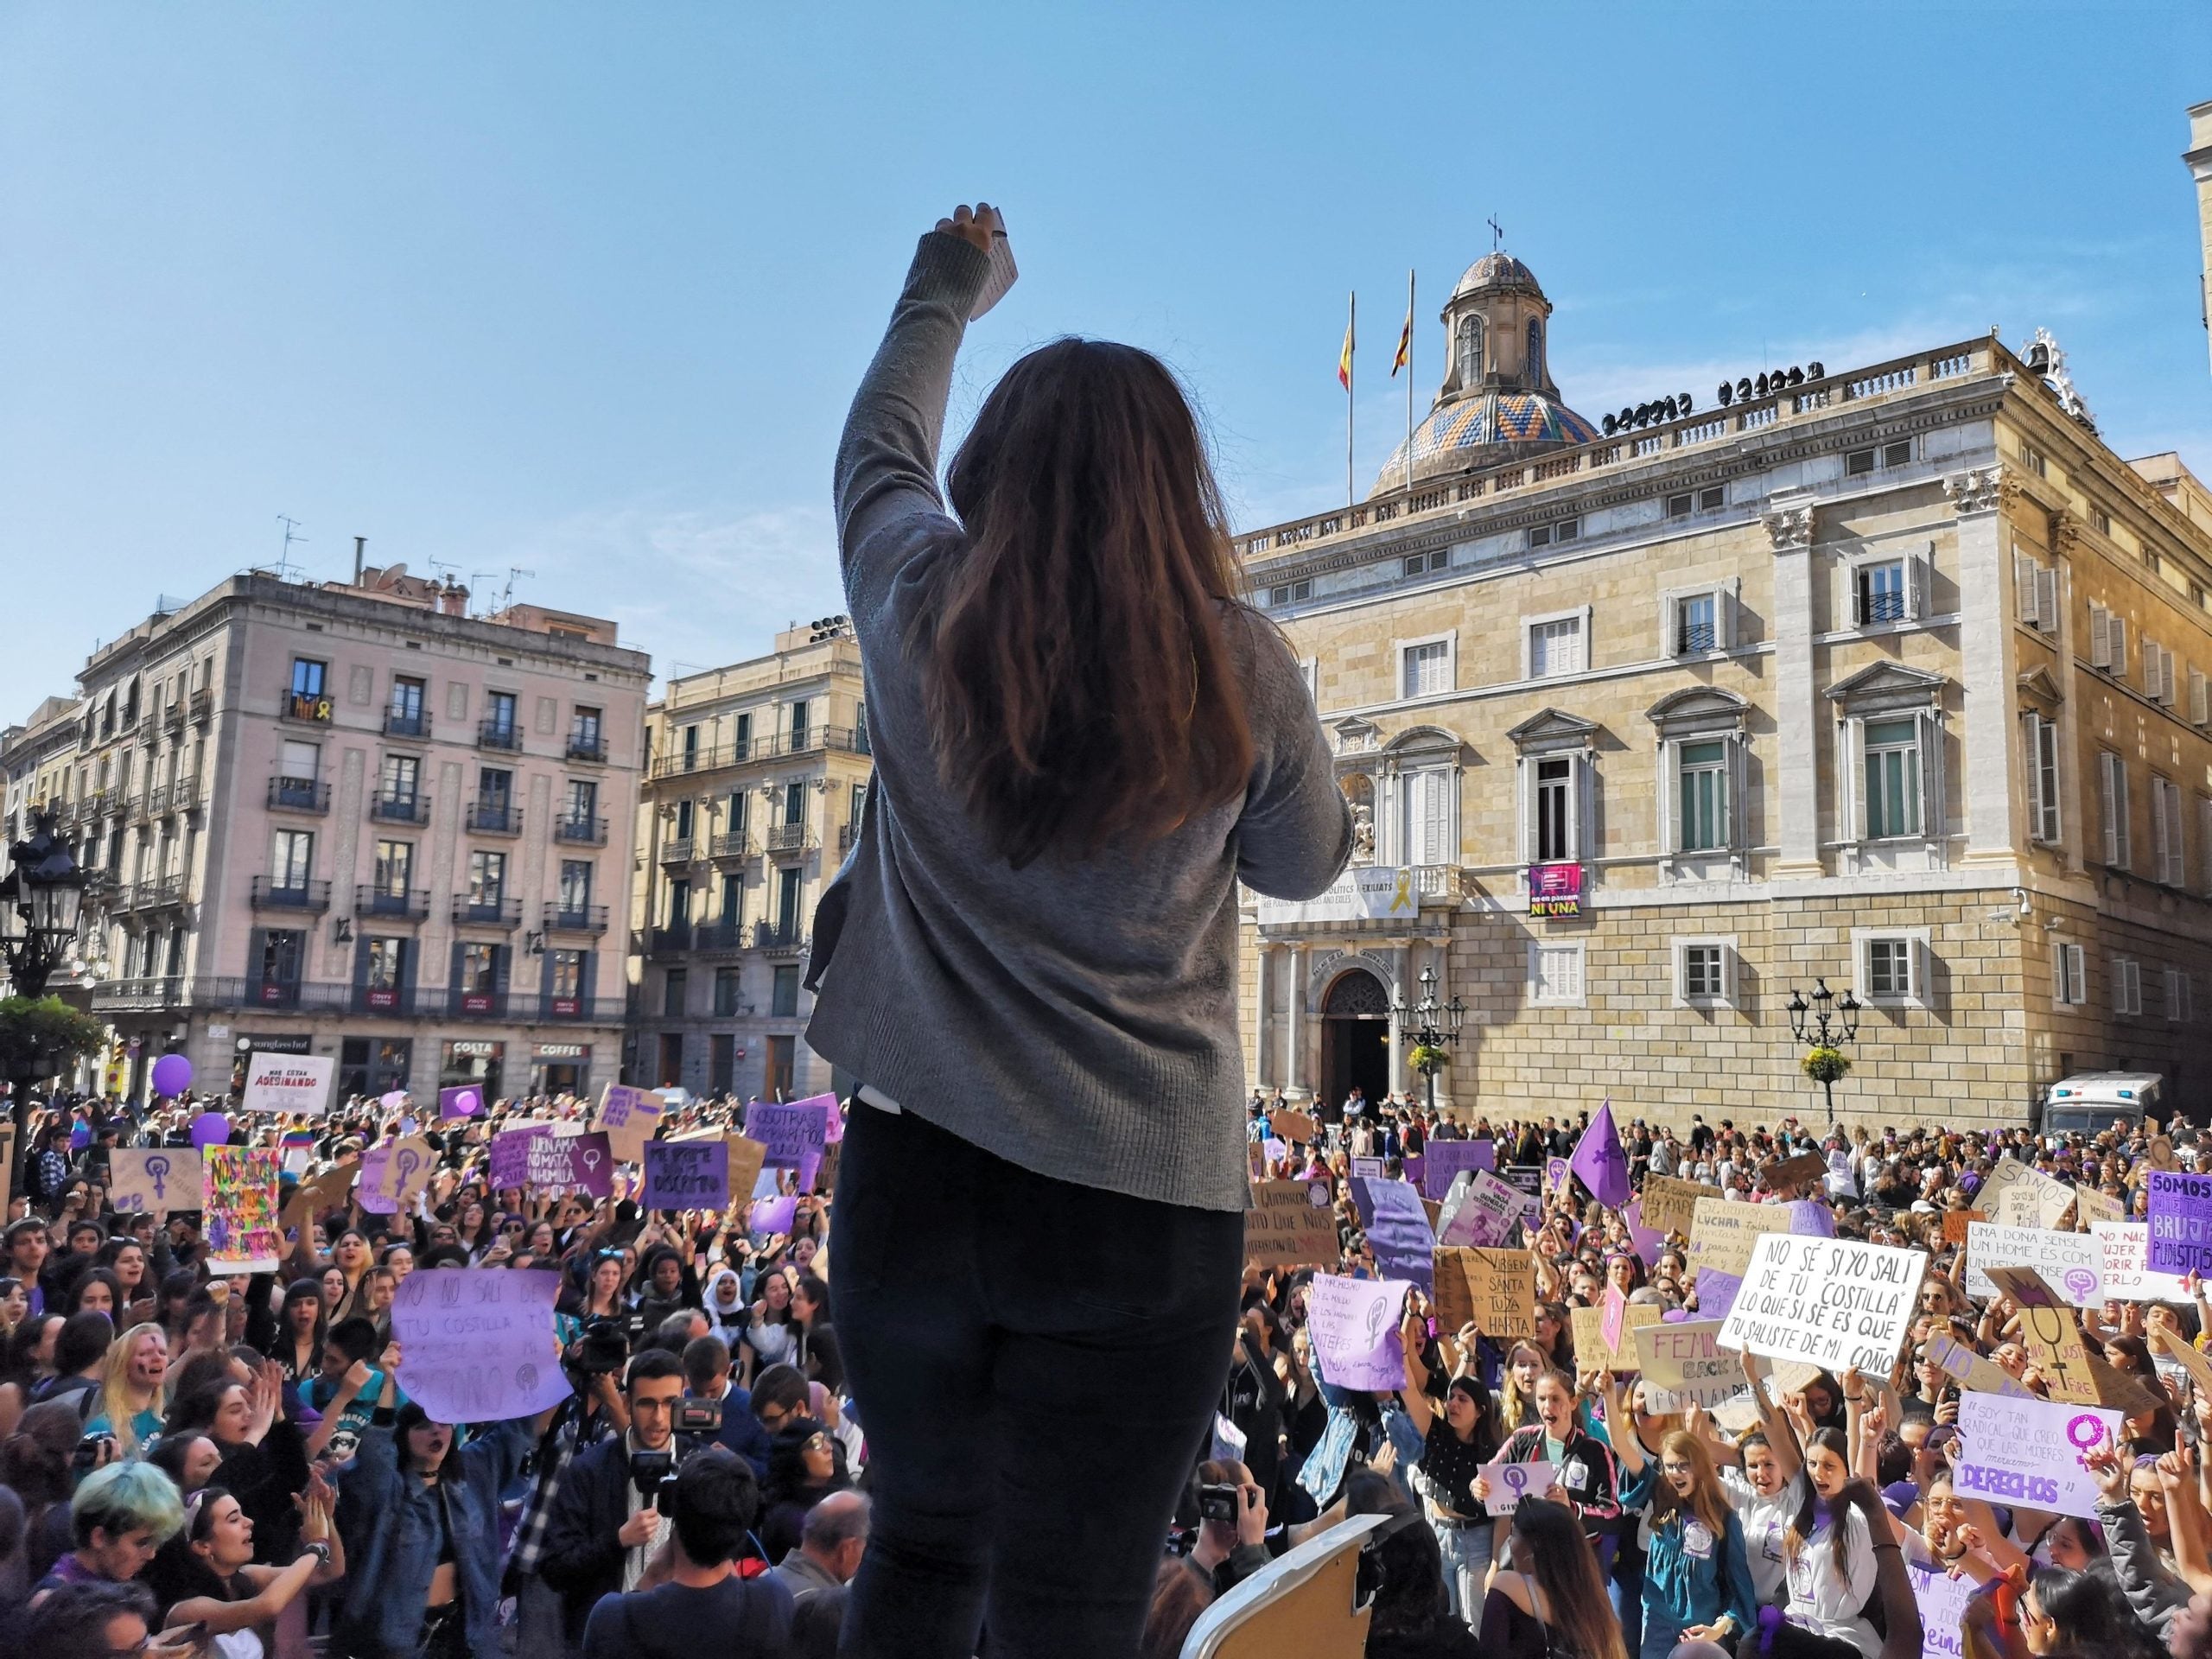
left=919, top=338, right=1255, bottom=868
left=1507, top=1495, right=1630, bottom=1659
left=1649, top=1428, right=1732, bottom=1542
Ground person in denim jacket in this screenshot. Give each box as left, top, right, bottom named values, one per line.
left=1608, top=1374, right=1756, bottom=1659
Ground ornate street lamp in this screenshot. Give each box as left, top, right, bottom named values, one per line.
left=1, top=810, right=89, bottom=1147
left=1786, top=977, right=1861, bottom=1126
left=1390, top=963, right=1466, bottom=1120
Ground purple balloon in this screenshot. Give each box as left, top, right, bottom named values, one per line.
left=190, top=1112, right=231, bottom=1148
left=150, top=1053, right=194, bottom=1098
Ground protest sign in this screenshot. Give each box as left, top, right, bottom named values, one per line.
left=438, top=1084, right=483, bottom=1120
left=205, top=1147, right=282, bottom=1271
left=1436, top=1168, right=1535, bottom=1249
left=1639, top=1176, right=1724, bottom=1238
left=2095, top=1220, right=2192, bottom=1303
left=488, top=1126, right=550, bottom=1189
left=1433, top=1247, right=1535, bottom=1340
left=391, top=1268, right=571, bottom=1424
left=1982, top=1266, right=2101, bottom=1405
left=241, top=1052, right=334, bottom=1117
left=281, top=1162, right=356, bottom=1233
left=1245, top=1179, right=1341, bottom=1272
left=2147, top=1171, right=2212, bottom=1275
left=1716, top=1233, right=1925, bottom=1374
left=1687, top=1197, right=1790, bottom=1279
left=1478, top=1458, right=1558, bottom=1516
left=1954, top=1391, right=2119, bottom=1517
left=1942, top=1209, right=1986, bottom=1246
left=746, top=1100, right=832, bottom=1190
left=1965, top=1223, right=2102, bottom=1306
left=1635, top=1319, right=1750, bottom=1410
left=750, top=1194, right=798, bottom=1234
left=498, top=1128, right=613, bottom=1197
left=644, top=1139, right=730, bottom=1210
left=1926, top=1332, right=2035, bottom=1401
left=1695, top=1268, right=1743, bottom=1323
left=1306, top=1274, right=1413, bottom=1392
left=1503, top=1166, right=1544, bottom=1198
left=110, top=1147, right=202, bottom=1217
left=359, top=1135, right=434, bottom=1216
left=1272, top=1109, right=1318, bottom=1146
left=1983, top=1158, right=2075, bottom=1229
left=596, top=1083, right=666, bottom=1164
left=723, top=1134, right=767, bottom=1206
left=1624, top=1200, right=1667, bottom=1268
left=1543, top=1157, right=1571, bottom=1195
left=1419, top=1141, right=1496, bottom=1200
left=1570, top=1300, right=1660, bottom=1372
left=1599, top=1284, right=1629, bottom=1357
left=1758, top=1152, right=1827, bottom=1193
left=1354, top=1179, right=1435, bottom=1291
left=1907, top=1560, right=1975, bottom=1659
left=2073, top=1185, right=2124, bottom=1228
left=1350, top=1155, right=1385, bottom=1182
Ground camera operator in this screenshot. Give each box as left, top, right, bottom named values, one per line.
left=679, top=1335, right=772, bottom=1479
left=507, top=1316, right=630, bottom=1659
left=579, top=1446, right=793, bottom=1659
left=540, top=1348, right=692, bottom=1643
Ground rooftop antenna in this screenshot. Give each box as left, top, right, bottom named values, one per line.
left=272, top=514, right=308, bottom=582
left=1487, top=215, right=1503, bottom=252
left=499, top=566, right=535, bottom=613
left=471, top=571, right=504, bottom=617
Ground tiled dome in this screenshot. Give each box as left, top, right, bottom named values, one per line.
left=1370, top=391, right=1602, bottom=496
left=1452, top=252, right=1543, bottom=299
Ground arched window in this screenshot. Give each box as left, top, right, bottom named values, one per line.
left=1525, top=318, right=1544, bottom=385
left=1456, top=315, right=1484, bottom=385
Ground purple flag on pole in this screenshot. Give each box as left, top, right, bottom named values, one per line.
left=1568, top=1099, right=1630, bottom=1208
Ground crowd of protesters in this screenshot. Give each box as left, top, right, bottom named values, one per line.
left=7, top=1079, right=2212, bottom=1659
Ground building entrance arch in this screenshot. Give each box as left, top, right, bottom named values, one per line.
left=1319, top=968, right=1392, bottom=1120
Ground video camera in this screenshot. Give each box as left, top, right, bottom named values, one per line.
left=569, top=1318, right=629, bottom=1376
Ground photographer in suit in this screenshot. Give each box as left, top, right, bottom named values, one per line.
left=539, top=1348, right=690, bottom=1643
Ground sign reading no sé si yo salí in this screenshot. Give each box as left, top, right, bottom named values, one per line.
left=2146, top=1170, right=2212, bottom=1275
left=1715, top=1233, right=1926, bottom=1374
left=110, top=1147, right=203, bottom=1217
left=391, top=1268, right=572, bottom=1424
left=1243, top=1179, right=1340, bottom=1271
left=1954, top=1391, right=2119, bottom=1517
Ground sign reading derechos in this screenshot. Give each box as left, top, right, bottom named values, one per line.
left=1717, top=1233, right=1926, bottom=1374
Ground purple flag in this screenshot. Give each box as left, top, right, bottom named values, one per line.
left=439, top=1084, right=483, bottom=1120
left=1568, top=1100, right=1630, bottom=1209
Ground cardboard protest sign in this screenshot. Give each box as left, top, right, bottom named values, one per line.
left=1571, top=1300, right=1660, bottom=1372
left=1716, top=1233, right=1926, bottom=1374
left=1430, top=1247, right=1535, bottom=1340
left=1942, top=1209, right=1986, bottom=1246
left=745, top=1099, right=833, bottom=1191
left=1983, top=1266, right=2101, bottom=1405
left=2075, top=1185, right=2124, bottom=1228
left=242, top=1052, right=334, bottom=1117
left=1437, top=1168, right=1535, bottom=1249
left=110, top=1147, right=202, bottom=1217
left=1354, top=1178, right=1435, bottom=1292
left=2096, top=1221, right=2192, bottom=1303
left=281, top=1161, right=356, bottom=1233
left=1955, top=1391, right=2120, bottom=1517
left=2155, top=1325, right=2212, bottom=1395
left=1758, top=1152, right=1827, bottom=1193
left=643, top=1139, right=730, bottom=1211
left=205, top=1147, right=282, bottom=1271
left=723, top=1134, right=767, bottom=1206
left=1926, top=1332, right=2036, bottom=1401
left=359, top=1135, right=435, bottom=1216
left=1687, top=1197, right=1790, bottom=1279
left=1272, top=1109, right=1318, bottom=1146
left=1966, top=1223, right=2103, bottom=1306
left=1350, top=1155, right=1385, bottom=1181
left=1639, top=1176, right=1724, bottom=1237
left=1983, top=1158, right=2074, bottom=1229
left=1306, top=1274, right=1413, bottom=1392
left=1543, top=1156, right=1571, bottom=1195
left=1244, top=1179, right=1341, bottom=1272
left=2147, top=1171, right=2212, bottom=1275
left=391, top=1268, right=570, bottom=1424
left=595, top=1083, right=665, bottom=1163
left=1478, top=1458, right=1558, bottom=1516
left=1635, top=1319, right=1751, bottom=1410
left=1419, top=1141, right=1496, bottom=1200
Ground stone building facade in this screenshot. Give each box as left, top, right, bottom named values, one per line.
left=1238, top=252, right=2212, bottom=1127
left=55, top=569, right=649, bottom=1103
left=627, top=619, right=872, bottom=1102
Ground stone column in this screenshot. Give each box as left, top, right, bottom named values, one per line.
left=1946, top=467, right=2021, bottom=865
left=1287, top=943, right=1307, bottom=1100
left=2050, top=512, right=2088, bottom=875
left=1764, top=492, right=1822, bottom=877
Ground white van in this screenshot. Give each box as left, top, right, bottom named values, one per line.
left=2037, top=1072, right=2163, bottom=1136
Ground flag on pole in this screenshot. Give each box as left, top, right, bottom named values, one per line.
left=1338, top=296, right=1355, bottom=390
left=1568, top=1098, right=1630, bottom=1208
left=1391, top=303, right=1412, bottom=377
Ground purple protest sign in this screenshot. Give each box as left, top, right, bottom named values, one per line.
left=357, top=1146, right=397, bottom=1214
left=1401, top=1153, right=1425, bottom=1194
left=1786, top=1199, right=1837, bottom=1239
left=744, top=1100, right=832, bottom=1190
left=1352, top=1178, right=1435, bottom=1292
left=1306, top=1274, right=1412, bottom=1393
left=391, top=1269, right=570, bottom=1424
left=1544, top=1156, right=1571, bottom=1195
left=750, top=1194, right=798, bottom=1235
left=499, top=1129, right=612, bottom=1196
left=1694, top=1268, right=1743, bottom=1322
left=2147, top=1171, right=2212, bottom=1275
left=439, top=1084, right=483, bottom=1120
left=785, top=1090, right=842, bottom=1143
left=1420, top=1141, right=1497, bottom=1200
left=1624, top=1199, right=1666, bottom=1268
left=643, top=1140, right=730, bottom=1211
left=488, top=1126, right=550, bottom=1189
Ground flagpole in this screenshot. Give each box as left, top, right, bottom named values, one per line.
left=1345, top=289, right=1356, bottom=511
left=1404, top=267, right=1415, bottom=498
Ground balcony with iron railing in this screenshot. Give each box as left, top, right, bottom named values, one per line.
left=448, top=987, right=509, bottom=1019
left=765, top=823, right=814, bottom=855
left=538, top=993, right=628, bottom=1022
left=172, top=778, right=204, bottom=816
left=647, top=920, right=692, bottom=954
left=268, top=775, right=330, bottom=815
left=465, top=798, right=522, bottom=836
left=647, top=725, right=871, bottom=779
left=566, top=730, right=607, bottom=763
left=543, top=901, right=610, bottom=934
left=161, top=702, right=185, bottom=734
left=188, top=687, right=213, bottom=723
left=838, top=823, right=860, bottom=852
left=691, top=918, right=746, bottom=953
left=709, top=832, right=753, bottom=861
left=658, top=836, right=697, bottom=864
left=451, top=893, right=523, bottom=927
left=369, top=791, right=432, bottom=825
left=356, top=885, right=431, bottom=921
left=383, top=707, right=432, bottom=740
left=92, top=976, right=353, bottom=1013
left=138, top=874, right=189, bottom=911
left=477, top=717, right=523, bottom=752
left=144, top=784, right=169, bottom=817
left=554, top=815, right=608, bottom=846
left=354, top=982, right=418, bottom=1015
left=282, top=690, right=334, bottom=725
left=753, top=921, right=809, bottom=954
left=250, top=876, right=333, bottom=912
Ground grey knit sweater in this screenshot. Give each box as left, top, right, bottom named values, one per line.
left=804, top=230, right=1352, bottom=1212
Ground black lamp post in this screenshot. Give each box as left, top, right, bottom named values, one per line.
left=1, top=811, right=89, bottom=1149
left=1786, top=977, right=1861, bottom=1126
left=1390, top=963, right=1466, bottom=1119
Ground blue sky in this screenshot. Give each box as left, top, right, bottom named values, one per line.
left=4, top=3, right=2209, bottom=718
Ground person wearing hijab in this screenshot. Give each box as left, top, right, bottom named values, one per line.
left=703, top=1269, right=749, bottom=1348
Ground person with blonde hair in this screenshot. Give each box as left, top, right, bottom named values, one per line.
left=1607, top=1376, right=1756, bottom=1659
left=84, top=1324, right=169, bottom=1456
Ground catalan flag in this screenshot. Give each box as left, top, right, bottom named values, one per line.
left=1337, top=298, right=1355, bottom=391
left=1390, top=303, right=1411, bottom=377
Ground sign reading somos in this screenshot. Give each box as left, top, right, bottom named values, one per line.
left=1717, top=1233, right=1927, bottom=1375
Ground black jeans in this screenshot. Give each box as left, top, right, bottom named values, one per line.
left=831, top=1099, right=1245, bottom=1659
